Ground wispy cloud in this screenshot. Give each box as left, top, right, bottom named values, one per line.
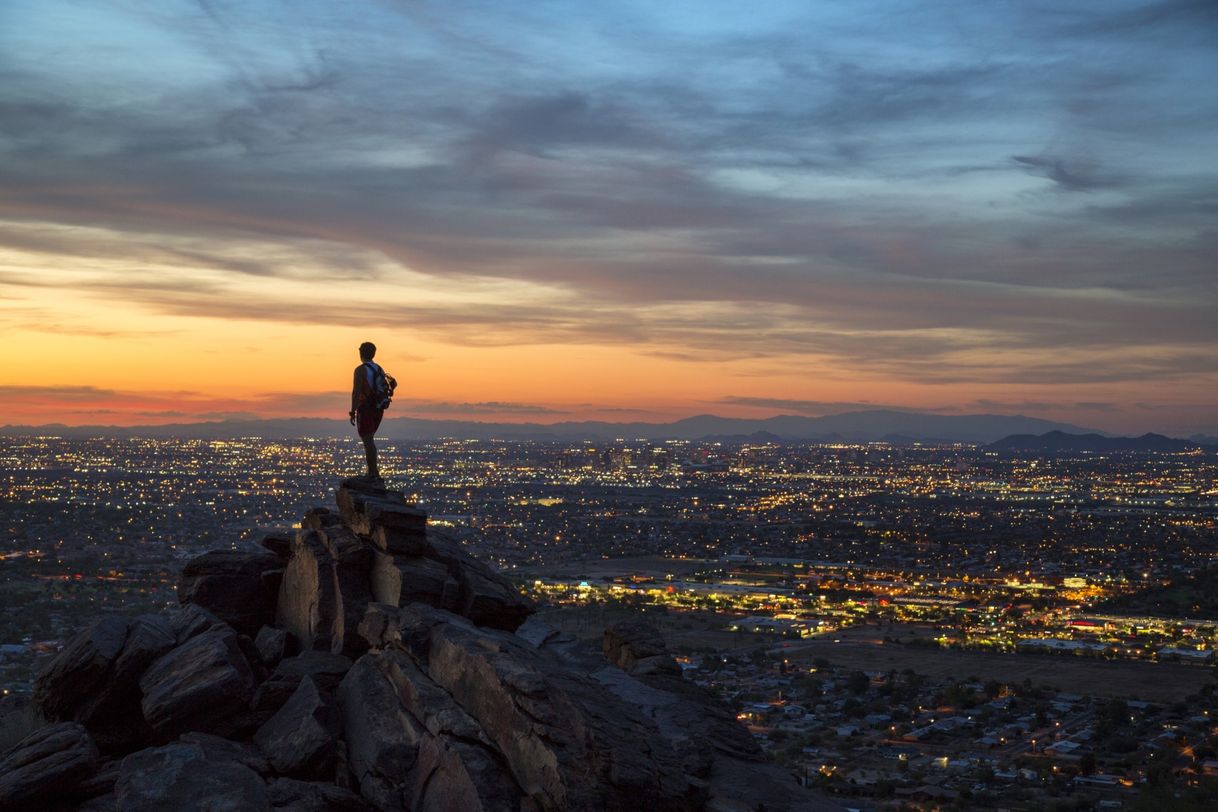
left=398, top=400, right=567, bottom=416
left=717, top=396, right=913, bottom=416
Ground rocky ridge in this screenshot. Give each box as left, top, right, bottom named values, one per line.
left=3, top=478, right=838, bottom=811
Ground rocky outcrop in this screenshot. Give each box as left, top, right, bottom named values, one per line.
left=276, top=479, right=530, bottom=656
left=20, top=477, right=838, bottom=812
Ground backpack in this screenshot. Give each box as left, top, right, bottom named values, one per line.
left=364, top=362, right=396, bottom=410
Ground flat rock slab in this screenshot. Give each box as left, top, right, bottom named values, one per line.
left=336, top=480, right=426, bottom=538
left=0, top=722, right=99, bottom=810
left=115, top=742, right=270, bottom=812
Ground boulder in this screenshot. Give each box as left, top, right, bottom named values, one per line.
left=603, top=620, right=681, bottom=677
left=254, top=676, right=341, bottom=778
left=251, top=651, right=353, bottom=715
left=166, top=603, right=225, bottom=644
left=179, top=731, right=271, bottom=775
left=114, top=614, right=179, bottom=677
left=379, top=649, right=523, bottom=812
left=178, top=550, right=284, bottom=636
left=33, top=616, right=129, bottom=722
left=302, top=507, right=343, bottom=531
left=527, top=620, right=839, bottom=812
left=452, top=557, right=533, bottom=632
left=337, top=649, right=522, bottom=812
left=74, top=758, right=121, bottom=801
left=323, top=527, right=376, bottom=657
left=266, top=778, right=368, bottom=811
left=277, top=529, right=341, bottom=653
left=426, top=532, right=532, bottom=631
left=335, top=479, right=426, bottom=539
left=372, top=553, right=461, bottom=611
left=139, top=627, right=257, bottom=738
left=238, top=633, right=273, bottom=684
left=78, top=792, right=119, bottom=811
left=260, top=533, right=294, bottom=559
left=335, top=653, right=421, bottom=810
left=356, top=603, right=401, bottom=650
left=370, top=524, right=430, bottom=557
left=115, top=742, right=269, bottom=812
left=0, top=722, right=99, bottom=810
left=87, top=613, right=179, bottom=749
left=35, top=612, right=177, bottom=750
left=255, top=625, right=292, bottom=668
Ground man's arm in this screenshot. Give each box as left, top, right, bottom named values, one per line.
left=350, top=366, right=362, bottom=424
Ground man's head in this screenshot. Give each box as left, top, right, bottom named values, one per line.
left=359, top=341, right=376, bottom=361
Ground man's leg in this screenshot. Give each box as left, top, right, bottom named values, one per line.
left=361, top=433, right=380, bottom=479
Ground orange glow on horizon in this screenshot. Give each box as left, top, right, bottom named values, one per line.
left=1, top=232, right=1215, bottom=435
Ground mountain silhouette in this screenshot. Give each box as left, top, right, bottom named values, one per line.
left=2, top=409, right=1104, bottom=444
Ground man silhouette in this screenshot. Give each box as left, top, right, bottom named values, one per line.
left=349, top=341, right=395, bottom=482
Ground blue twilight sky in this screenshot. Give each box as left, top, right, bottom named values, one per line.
left=1, top=1, right=1216, bottom=433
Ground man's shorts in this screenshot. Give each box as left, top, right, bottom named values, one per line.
left=356, top=407, right=384, bottom=438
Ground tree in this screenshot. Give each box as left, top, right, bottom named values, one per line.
left=1105, top=698, right=1130, bottom=728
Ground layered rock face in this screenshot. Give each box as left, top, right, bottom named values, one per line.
left=8, top=478, right=838, bottom=812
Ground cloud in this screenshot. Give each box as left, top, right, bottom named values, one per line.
left=968, top=398, right=1054, bottom=413
left=0, top=385, right=120, bottom=401
left=0, top=0, right=1214, bottom=396
left=1074, top=401, right=1120, bottom=412
left=716, top=396, right=911, bottom=416
left=195, top=411, right=262, bottom=421
left=1011, top=154, right=1120, bottom=192
left=397, top=400, right=567, bottom=416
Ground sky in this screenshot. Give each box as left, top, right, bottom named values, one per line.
left=1, top=0, right=1216, bottom=434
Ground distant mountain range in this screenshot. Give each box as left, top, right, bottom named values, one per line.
left=990, top=430, right=1217, bottom=453
left=1, top=409, right=1107, bottom=444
